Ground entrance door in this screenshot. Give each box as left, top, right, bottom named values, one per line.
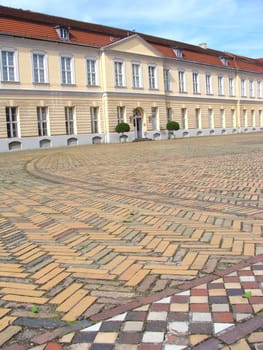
left=134, top=108, right=143, bottom=139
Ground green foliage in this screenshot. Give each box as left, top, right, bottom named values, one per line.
left=242, top=290, right=252, bottom=299
left=115, top=122, right=130, bottom=134
left=31, top=305, right=39, bottom=313
left=166, top=120, right=180, bottom=131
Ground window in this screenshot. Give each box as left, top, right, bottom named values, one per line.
left=1, top=50, right=16, bottom=81
left=56, top=26, right=69, bottom=40
left=117, top=106, right=125, bottom=124
left=206, top=74, right=212, bottom=95
left=33, top=53, right=47, bottom=83
left=132, top=63, right=141, bottom=88
left=220, top=109, right=225, bottom=128
left=114, top=61, right=125, bottom=87
left=243, top=109, right=248, bottom=127
left=65, top=107, right=75, bottom=135
left=61, top=56, right=73, bottom=84
left=167, top=107, right=172, bottom=122
left=241, top=79, right=246, bottom=97
left=249, top=80, right=255, bottom=97
left=37, top=107, right=48, bottom=136
left=220, top=56, right=228, bottom=66
left=178, top=71, right=186, bottom=93
left=148, top=65, right=157, bottom=89
left=257, top=81, right=262, bottom=98
left=173, top=47, right=183, bottom=58
left=163, top=68, right=171, bottom=91
left=208, top=108, right=214, bottom=128
left=6, top=107, right=18, bottom=138
left=231, top=109, right=236, bottom=128
left=86, top=59, right=97, bottom=86
left=181, top=108, right=187, bottom=129
left=90, top=107, right=99, bottom=133
left=218, top=76, right=224, bottom=95
left=196, top=108, right=201, bottom=129
left=192, top=72, right=200, bottom=94
left=229, top=77, right=235, bottom=96
left=252, top=109, right=256, bottom=127
left=151, top=107, right=158, bottom=130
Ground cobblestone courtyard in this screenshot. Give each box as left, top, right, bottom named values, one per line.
left=0, top=133, right=263, bottom=349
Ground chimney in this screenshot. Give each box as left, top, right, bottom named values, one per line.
left=199, top=43, right=207, bottom=49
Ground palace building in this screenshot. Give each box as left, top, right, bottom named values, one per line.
left=0, top=5, right=263, bottom=152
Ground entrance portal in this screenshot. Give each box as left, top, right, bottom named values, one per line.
left=133, top=108, right=143, bottom=139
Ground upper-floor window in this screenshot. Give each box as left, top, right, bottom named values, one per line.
left=114, top=61, right=125, bottom=87
left=218, top=75, right=224, bottom=95
left=178, top=70, right=186, bottom=93
left=56, top=26, right=70, bottom=40
left=86, top=59, right=97, bottom=86
left=148, top=65, right=157, bottom=89
left=117, top=106, right=125, bottom=124
left=90, top=106, right=99, bottom=133
left=241, top=78, right=246, bottom=97
left=37, top=107, right=48, bottom=136
left=173, top=47, right=183, bottom=58
left=61, top=56, right=74, bottom=84
left=6, top=107, right=19, bottom=138
left=205, top=74, right=212, bottom=95
left=249, top=80, right=255, bottom=97
left=1, top=50, right=17, bottom=82
left=163, top=68, right=171, bottom=91
left=65, top=107, right=75, bottom=135
left=192, top=72, right=200, bottom=94
left=229, top=77, right=235, bottom=96
left=132, top=63, right=141, bottom=88
left=33, top=53, right=47, bottom=83
left=258, top=80, right=262, bottom=98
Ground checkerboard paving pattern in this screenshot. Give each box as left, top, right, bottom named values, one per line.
left=63, top=261, right=263, bottom=349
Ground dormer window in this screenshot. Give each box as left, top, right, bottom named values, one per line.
left=56, top=26, right=70, bottom=40
left=172, top=47, right=183, bottom=58
left=220, top=56, right=228, bottom=66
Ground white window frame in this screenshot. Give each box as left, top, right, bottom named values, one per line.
left=37, top=107, right=49, bottom=136
left=229, top=77, right=235, bottom=96
left=56, top=26, right=69, bottom=40
left=178, top=70, right=186, bottom=93
left=205, top=73, right=212, bottom=95
left=65, top=107, right=75, bottom=135
left=167, top=107, right=172, bottom=122
left=1, top=49, right=18, bottom=82
left=218, top=75, right=224, bottom=95
left=114, top=60, right=125, bottom=87
left=249, top=80, right=255, bottom=98
left=148, top=65, right=157, bottom=89
left=192, top=72, right=200, bottom=94
left=61, top=55, right=74, bottom=85
left=181, top=108, right=188, bottom=129
left=117, top=106, right=125, bottom=124
left=257, top=80, right=262, bottom=98
left=132, top=62, right=142, bottom=88
left=241, top=78, right=246, bottom=97
left=163, top=68, right=172, bottom=91
left=86, top=58, right=98, bottom=86
left=32, top=52, right=48, bottom=84
left=151, top=107, right=158, bottom=130
left=208, top=108, right=214, bottom=129
left=5, top=106, right=19, bottom=138
left=90, top=106, right=99, bottom=133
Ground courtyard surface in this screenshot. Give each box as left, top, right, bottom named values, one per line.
left=0, top=133, right=263, bottom=349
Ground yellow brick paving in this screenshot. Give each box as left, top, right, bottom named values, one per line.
left=0, top=133, right=262, bottom=347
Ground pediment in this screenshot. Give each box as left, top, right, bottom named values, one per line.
left=103, top=34, right=163, bottom=58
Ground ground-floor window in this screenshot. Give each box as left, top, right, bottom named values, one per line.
left=181, top=108, right=187, bottom=129
left=6, top=107, right=18, bottom=138
left=90, top=107, right=99, bottom=133
left=117, top=106, right=125, bottom=124
left=37, top=107, right=48, bottom=136
left=65, top=107, right=75, bottom=135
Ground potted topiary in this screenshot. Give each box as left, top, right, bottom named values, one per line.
left=166, top=120, right=180, bottom=139
left=115, top=122, right=130, bottom=143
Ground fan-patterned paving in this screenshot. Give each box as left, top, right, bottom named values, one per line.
left=0, top=133, right=262, bottom=346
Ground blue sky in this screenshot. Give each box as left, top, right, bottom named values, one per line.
left=2, top=0, right=263, bottom=58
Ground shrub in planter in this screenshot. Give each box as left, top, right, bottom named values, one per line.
left=166, top=121, right=180, bottom=139
left=115, top=122, right=130, bottom=142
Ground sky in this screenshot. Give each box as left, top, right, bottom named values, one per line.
left=1, top=0, right=263, bottom=58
